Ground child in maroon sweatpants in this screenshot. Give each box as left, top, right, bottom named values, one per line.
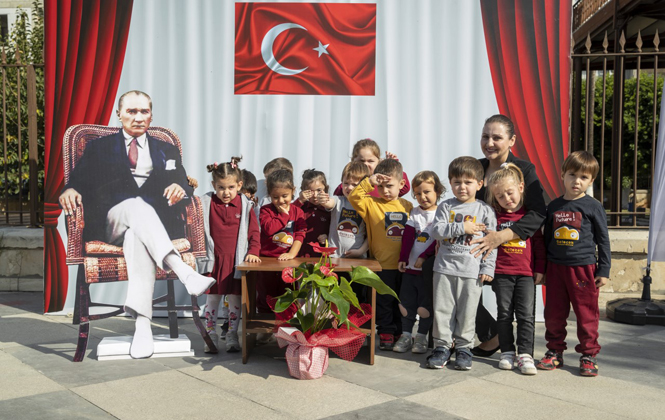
left=537, top=151, right=610, bottom=377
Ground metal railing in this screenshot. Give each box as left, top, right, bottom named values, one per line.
left=573, top=0, right=612, bottom=31
left=571, top=30, right=663, bottom=228
left=0, top=49, right=43, bottom=226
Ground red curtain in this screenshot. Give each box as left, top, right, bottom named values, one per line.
left=480, top=0, right=571, bottom=200
left=44, top=0, right=133, bottom=312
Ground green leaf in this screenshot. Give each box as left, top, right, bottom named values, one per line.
left=273, top=289, right=297, bottom=313
left=350, top=266, right=399, bottom=300
left=339, top=277, right=361, bottom=311
left=321, top=286, right=350, bottom=324
left=312, top=276, right=336, bottom=288
left=296, top=312, right=315, bottom=333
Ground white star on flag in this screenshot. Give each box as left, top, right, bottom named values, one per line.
left=313, top=41, right=329, bottom=58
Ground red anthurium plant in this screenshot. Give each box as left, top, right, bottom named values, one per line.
left=273, top=242, right=398, bottom=334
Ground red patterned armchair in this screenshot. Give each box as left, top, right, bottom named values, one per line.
left=62, top=124, right=216, bottom=361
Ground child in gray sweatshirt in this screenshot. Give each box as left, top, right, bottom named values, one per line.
left=426, top=156, right=497, bottom=371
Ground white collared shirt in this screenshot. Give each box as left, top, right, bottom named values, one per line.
left=123, top=130, right=153, bottom=187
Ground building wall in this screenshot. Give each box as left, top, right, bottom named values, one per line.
left=607, top=230, right=664, bottom=294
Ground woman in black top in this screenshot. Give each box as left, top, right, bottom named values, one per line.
left=469, top=114, right=547, bottom=355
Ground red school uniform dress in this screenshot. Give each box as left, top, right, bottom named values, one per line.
left=292, top=200, right=331, bottom=257
left=208, top=194, right=260, bottom=295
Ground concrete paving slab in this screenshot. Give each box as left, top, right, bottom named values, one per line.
left=0, top=315, right=78, bottom=351
left=405, top=377, right=627, bottom=420
left=3, top=344, right=173, bottom=388
left=325, top=349, right=498, bottom=398
left=483, top=368, right=665, bottom=419
left=0, top=292, right=47, bottom=315
left=2, top=291, right=664, bottom=420
left=180, top=359, right=395, bottom=419
left=72, top=370, right=286, bottom=420
left=0, top=351, right=65, bottom=401
left=599, top=331, right=665, bottom=388
left=322, top=398, right=462, bottom=420
left=0, top=390, right=116, bottom=420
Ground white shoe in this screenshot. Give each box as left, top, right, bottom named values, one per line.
left=183, top=273, right=215, bottom=296
left=226, top=331, right=240, bottom=352
left=498, top=351, right=515, bottom=370
left=204, top=332, right=219, bottom=353
left=517, top=354, right=538, bottom=375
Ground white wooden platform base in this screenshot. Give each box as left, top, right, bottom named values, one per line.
left=96, top=334, right=194, bottom=361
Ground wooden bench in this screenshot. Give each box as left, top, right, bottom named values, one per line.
left=237, top=257, right=382, bottom=364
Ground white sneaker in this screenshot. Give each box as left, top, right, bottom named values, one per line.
left=226, top=331, right=240, bottom=353
left=517, top=354, right=538, bottom=375
left=204, top=332, right=219, bottom=353
left=498, top=351, right=515, bottom=370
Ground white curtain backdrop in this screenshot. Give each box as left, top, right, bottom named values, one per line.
left=58, top=0, right=499, bottom=312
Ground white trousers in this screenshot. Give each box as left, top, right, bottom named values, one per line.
left=106, top=197, right=176, bottom=319
left=432, top=272, right=483, bottom=350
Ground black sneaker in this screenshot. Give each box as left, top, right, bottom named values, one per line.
left=579, top=355, right=598, bottom=377
left=537, top=349, right=564, bottom=370
left=455, top=349, right=473, bottom=370
left=426, top=346, right=452, bottom=369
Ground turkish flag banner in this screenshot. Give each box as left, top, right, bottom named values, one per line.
left=234, top=2, right=376, bottom=95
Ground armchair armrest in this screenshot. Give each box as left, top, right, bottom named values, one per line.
left=186, top=195, right=206, bottom=258
left=66, top=205, right=85, bottom=265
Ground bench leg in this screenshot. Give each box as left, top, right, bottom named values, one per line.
left=370, top=288, right=376, bottom=365
left=241, top=272, right=254, bottom=364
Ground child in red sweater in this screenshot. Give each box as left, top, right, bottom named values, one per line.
left=256, top=169, right=307, bottom=314
left=485, top=163, right=546, bottom=375
left=293, top=169, right=332, bottom=257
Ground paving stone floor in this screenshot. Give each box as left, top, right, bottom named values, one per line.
left=1, top=292, right=664, bottom=420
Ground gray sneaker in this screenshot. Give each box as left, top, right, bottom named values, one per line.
left=412, top=335, right=428, bottom=354
left=226, top=331, right=240, bottom=353
left=426, top=346, right=452, bottom=369
left=393, top=335, right=413, bottom=353
left=455, top=349, right=473, bottom=370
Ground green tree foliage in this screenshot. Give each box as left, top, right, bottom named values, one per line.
left=0, top=1, right=44, bottom=198
left=581, top=71, right=663, bottom=191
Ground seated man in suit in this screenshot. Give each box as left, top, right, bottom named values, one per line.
left=59, top=90, right=214, bottom=359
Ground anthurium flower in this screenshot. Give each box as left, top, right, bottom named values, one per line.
left=281, top=267, right=303, bottom=283
left=319, top=265, right=338, bottom=280
left=308, top=242, right=338, bottom=256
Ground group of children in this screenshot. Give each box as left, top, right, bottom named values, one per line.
left=196, top=115, right=611, bottom=378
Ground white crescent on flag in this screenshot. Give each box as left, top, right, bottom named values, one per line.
left=261, top=23, right=309, bottom=76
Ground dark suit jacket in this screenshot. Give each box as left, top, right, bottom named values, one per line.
left=477, top=152, right=547, bottom=240
left=65, top=130, right=193, bottom=242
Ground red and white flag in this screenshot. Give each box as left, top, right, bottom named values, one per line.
left=234, top=2, right=376, bottom=95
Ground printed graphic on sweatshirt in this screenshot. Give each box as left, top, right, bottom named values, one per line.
left=337, top=207, right=363, bottom=240
left=498, top=220, right=526, bottom=253
left=416, top=231, right=431, bottom=243
left=272, top=220, right=295, bottom=248
left=444, top=211, right=479, bottom=252
left=384, top=211, right=408, bottom=240
left=553, top=211, right=582, bottom=247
